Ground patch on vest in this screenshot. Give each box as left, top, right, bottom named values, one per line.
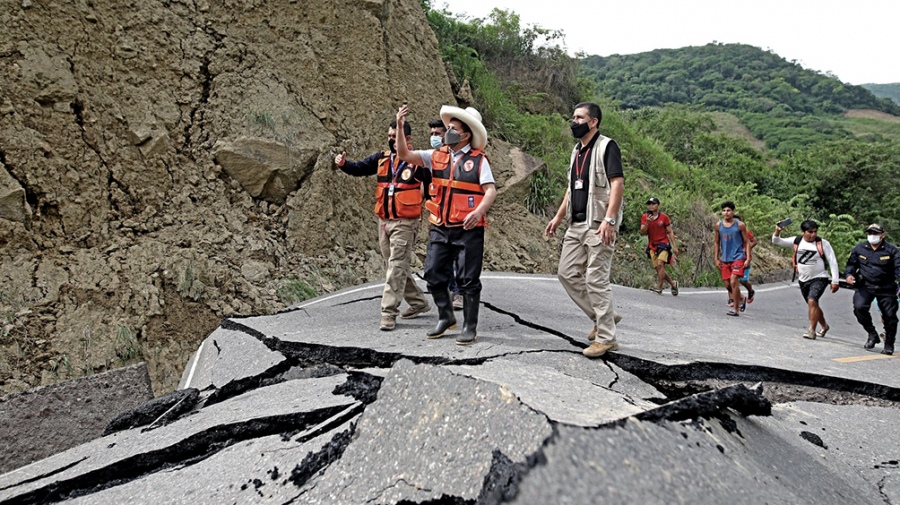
left=467, top=196, right=475, bottom=208
left=401, top=168, right=412, bottom=180
left=881, top=255, right=891, bottom=261
left=464, top=160, right=475, bottom=172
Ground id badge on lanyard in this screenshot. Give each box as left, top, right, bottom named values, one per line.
left=388, top=184, right=395, bottom=196
left=574, top=179, right=584, bottom=190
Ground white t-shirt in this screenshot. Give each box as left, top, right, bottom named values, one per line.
left=772, top=235, right=840, bottom=283
left=416, top=145, right=495, bottom=186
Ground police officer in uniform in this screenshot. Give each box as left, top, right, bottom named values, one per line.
left=395, top=104, right=497, bottom=345
left=335, top=119, right=431, bottom=331
left=844, top=223, right=900, bottom=354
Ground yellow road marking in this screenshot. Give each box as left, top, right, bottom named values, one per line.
left=833, top=354, right=896, bottom=363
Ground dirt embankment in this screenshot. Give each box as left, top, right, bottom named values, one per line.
left=0, top=0, right=561, bottom=396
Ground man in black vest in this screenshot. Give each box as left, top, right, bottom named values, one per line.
left=844, top=223, right=900, bottom=354
left=335, top=119, right=431, bottom=331
left=395, top=104, right=497, bottom=345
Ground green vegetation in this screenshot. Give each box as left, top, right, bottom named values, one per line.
left=277, top=277, right=317, bottom=305
left=862, top=83, right=900, bottom=105
left=114, top=325, right=142, bottom=362
left=422, top=4, right=900, bottom=287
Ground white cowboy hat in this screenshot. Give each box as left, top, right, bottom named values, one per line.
left=439, top=105, right=487, bottom=151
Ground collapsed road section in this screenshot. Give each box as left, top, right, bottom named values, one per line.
left=1, top=277, right=897, bottom=503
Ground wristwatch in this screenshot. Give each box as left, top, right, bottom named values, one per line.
left=603, top=217, right=616, bottom=226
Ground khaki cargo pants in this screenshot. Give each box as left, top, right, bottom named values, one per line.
left=379, top=217, right=428, bottom=317
left=558, top=222, right=617, bottom=344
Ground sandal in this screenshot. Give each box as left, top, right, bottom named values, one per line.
left=747, top=289, right=755, bottom=303
left=816, top=325, right=829, bottom=338
left=671, top=281, right=679, bottom=296
left=649, top=287, right=663, bottom=295
left=726, top=298, right=734, bottom=307
left=739, top=300, right=747, bottom=312
left=726, top=310, right=739, bottom=317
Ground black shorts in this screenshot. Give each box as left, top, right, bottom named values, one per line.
left=800, top=278, right=829, bottom=302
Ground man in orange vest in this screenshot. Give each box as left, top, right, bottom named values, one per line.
left=334, top=119, right=431, bottom=331
left=395, top=104, right=497, bottom=345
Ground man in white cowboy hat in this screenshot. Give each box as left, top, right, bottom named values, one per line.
left=545, top=102, right=625, bottom=359
left=395, top=103, right=496, bottom=345
left=334, top=119, right=432, bottom=331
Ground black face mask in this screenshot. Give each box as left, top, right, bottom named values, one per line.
left=444, top=129, right=462, bottom=146
left=388, top=139, right=396, bottom=153
left=570, top=121, right=591, bottom=139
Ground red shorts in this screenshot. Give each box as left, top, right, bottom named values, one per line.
left=720, top=259, right=746, bottom=280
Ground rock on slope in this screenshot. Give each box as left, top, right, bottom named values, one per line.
left=0, top=0, right=556, bottom=396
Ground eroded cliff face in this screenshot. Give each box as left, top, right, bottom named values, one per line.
left=0, top=0, right=556, bottom=395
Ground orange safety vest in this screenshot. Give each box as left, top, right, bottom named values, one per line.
left=374, top=151, right=424, bottom=220
left=424, top=146, right=487, bottom=227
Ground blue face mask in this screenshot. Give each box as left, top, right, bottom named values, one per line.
left=430, top=135, right=443, bottom=149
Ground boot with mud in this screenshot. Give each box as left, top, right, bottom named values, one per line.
left=455, top=293, right=480, bottom=345
left=426, top=289, right=457, bottom=339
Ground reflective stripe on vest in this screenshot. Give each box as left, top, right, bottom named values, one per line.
left=425, top=146, right=487, bottom=227
left=375, top=152, right=423, bottom=220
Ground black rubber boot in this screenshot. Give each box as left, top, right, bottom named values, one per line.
left=455, top=293, right=480, bottom=345
left=882, top=334, right=895, bottom=355
left=426, top=289, right=457, bottom=339
left=864, top=332, right=880, bottom=350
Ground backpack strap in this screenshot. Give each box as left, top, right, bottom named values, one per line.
left=792, top=236, right=826, bottom=271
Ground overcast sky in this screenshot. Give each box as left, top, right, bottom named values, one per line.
left=438, top=0, right=898, bottom=85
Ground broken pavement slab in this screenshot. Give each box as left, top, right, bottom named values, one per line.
left=66, top=419, right=359, bottom=505
left=511, top=415, right=884, bottom=504
left=0, top=376, right=357, bottom=504
left=177, top=325, right=289, bottom=394
left=297, top=360, right=554, bottom=504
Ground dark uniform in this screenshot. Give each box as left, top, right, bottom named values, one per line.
left=844, top=238, right=900, bottom=353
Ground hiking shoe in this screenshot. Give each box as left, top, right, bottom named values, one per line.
left=380, top=316, right=396, bottom=331
left=816, top=325, right=829, bottom=338
left=802, top=328, right=816, bottom=340
left=747, top=289, right=755, bottom=303
left=452, top=294, right=464, bottom=310
left=671, top=281, right=679, bottom=296
left=649, top=287, right=663, bottom=295
left=864, top=332, right=880, bottom=350
left=588, top=326, right=597, bottom=341
left=400, top=303, right=430, bottom=319
left=727, top=298, right=734, bottom=307
left=726, top=310, right=739, bottom=317
left=739, top=300, right=747, bottom=312
left=583, top=342, right=619, bottom=358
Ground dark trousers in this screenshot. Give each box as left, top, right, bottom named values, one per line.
left=853, top=286, right=899, bottom=339
left=425, top=225, right=484, bottom=296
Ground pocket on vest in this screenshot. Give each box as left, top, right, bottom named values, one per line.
left=449, top=193, right=483, bottom=223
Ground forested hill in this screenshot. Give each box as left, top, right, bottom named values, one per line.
left=581, top=43, right=900, bottom=116
left=862, top=83, right=900, bottom=105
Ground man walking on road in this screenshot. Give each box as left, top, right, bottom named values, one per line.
left=844, top=223, right=900, bottom=355
left=714, top=201, right=751, bottom=317
left=772, top=220, right=840, bottom=339
left=640, top=197, right=679, bottom=296
left=545, top=102, right=625, bottom=359
left=396, top=103, right=497, bottom=345
left=334, top=119, right=431, bottom=331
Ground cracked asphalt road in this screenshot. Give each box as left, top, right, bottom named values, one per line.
left=1, top=273, right=897, bottom=504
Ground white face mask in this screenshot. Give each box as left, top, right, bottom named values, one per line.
left=867, top=234, right=882, bottom=245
